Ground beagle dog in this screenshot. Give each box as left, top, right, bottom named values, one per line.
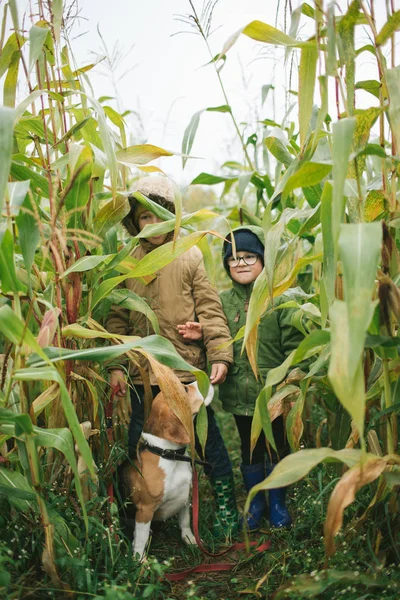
left=123, top=381, right=213, bottom=559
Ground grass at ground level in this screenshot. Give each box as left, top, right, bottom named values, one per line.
left=0, top=404, right=399, bottom=599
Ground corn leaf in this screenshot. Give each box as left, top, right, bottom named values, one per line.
left=0, top=107, right=14, bottom=215
left=116, top=144, right=173, bottom=166
left=29, top=24, right=49, bottom=72
left=298, top=44, right=318, bottom=148
left=331, top=118, right=356, bottom=245
left=13, top=367, right=95, bottom=481
left=386, top=67, right=400, bottom=154
left=93, top=195, right=130, bottom=237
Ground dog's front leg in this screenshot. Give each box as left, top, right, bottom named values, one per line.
left=178, top=502, right=196, bottom=546
left=133, top=512, right=152, bottom=560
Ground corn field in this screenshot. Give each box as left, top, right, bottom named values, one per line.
left=1, top=0, right=400, bottom=598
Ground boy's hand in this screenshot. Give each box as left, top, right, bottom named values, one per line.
left=210, top=362, right=228, bottom=384
left=177, top=321, right=203, bottom=341
left=109, top=369, right=127, bottom=397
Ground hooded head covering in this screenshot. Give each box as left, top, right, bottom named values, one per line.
left=123, top=176, right=176, bottom=237
left=223, top=227, right=265, bottom=273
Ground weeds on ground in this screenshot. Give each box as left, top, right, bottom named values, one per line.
left=1, top=406, right=398, bottom=599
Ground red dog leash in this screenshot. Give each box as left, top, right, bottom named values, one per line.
left=106, top=386, right=120, bottom=503
left=165, top=468, right=270, bottom=582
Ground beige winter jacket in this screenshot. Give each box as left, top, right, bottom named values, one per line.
left=106, top=241, right=234, bottom=384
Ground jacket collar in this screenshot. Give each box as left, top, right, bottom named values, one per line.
left=231, top=280, right=254, bottom=300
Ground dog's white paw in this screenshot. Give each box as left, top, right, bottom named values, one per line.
left=132, top=541, right=147, bottom=562
left=182, top=530, right=197, bottom=546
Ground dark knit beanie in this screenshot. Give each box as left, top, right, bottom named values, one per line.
left=223, top=229, right=265, bottom=266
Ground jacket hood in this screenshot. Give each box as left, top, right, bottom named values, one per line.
left=122, top=176, right=176, bottom=237
left=222, top=225, right=265, bottom=280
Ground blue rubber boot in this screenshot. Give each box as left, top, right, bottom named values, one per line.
left=266, top=463, right=292, bottom=528
left=241, top=463, right=267, bottom=531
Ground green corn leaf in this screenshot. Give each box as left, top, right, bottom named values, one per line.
left=16, top=195, right=40, bottom=277
left=116, top=144, right=173, bottom=166
left=3, top=48, right=20, bottom=107
left=311, top=75, right=329, bottom=153
left=90, top=274, right=127, bottom=312
left=0, top=32, right=26, bottom=78
left=282, top=162, right=331, bottom=201
left=29, top=24, right=49, bottom=72
left=0, top=107, right=14, bottom=215
left=52, top=0, right=63, bottom=42
left=0, top=229, right=27, bottom=294
left=135, top=208, right=222, bottom=239
left=250, top=399, right=263, bottom=457
left=386, top=67, right=400, bottom=154
left=93, top=195, right=130, bottom=237
left=191, top=173, right=237, bottom=185
left=13, top=367, right=95, bottom=481
left=31, top=426, right=89, bottom=530
left=108, top=288, right=160, bottom=334
left=328, top=301, right=367, bottom=441
left=182, top=111, right=202, bottom=170
left=195, top=403, right=208, bottom=458
left=182, top=106, right=231, bottom=169
left=0, top=304, right=47, bottom=361
left=328, top=223, right=382, bottom=441
left=87, top=94, right=118, bottom=201
left=326, top=1, right=337, bottom=75
left=355, top=79, right=381, bottom=99
left=338, top=223, right=381, bottom=381
left=293, top=329, right=330, bottom=364
left=8, top=180, right=30, bottom=216
left=256, top=386, right=276, bottom=451
left=130, top=191, right=175, bottom=221
left=220, top=20, right=315, bottom=58
left=54, top=116, right=91, bottom=147
left=320, top=180, right=335, bottom=319
left=10, top=162, right=49, bottom=198
left=61, top=254, right=113, bottom=278
left=64, top=146, right=93, bottom=225
left=298, top=44, right=318, bottom=149
left=246, top=447, right=365, bottom=494
left=331, top=118, right=356, bottom=245
left=30, top=334, right=209, bottom=399
left=14, top=89, right=63, bottom=122
left=127, top=231, right=208, bottom=279
left=0, top=468, right=35, bottom=512
left=265, top=135, right=293, bottom=167
left=337, top=1, right=359, bottom=115
left=376, top=10, right=400, bottom=46
left=103, top=237, right=138, bottom=272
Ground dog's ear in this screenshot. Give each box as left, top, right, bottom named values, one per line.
left=185, top=381, right=214, bottom=412
left=162, top=415, right=191, bottom=445
left=185, top=382, right=204, bottom=414
left=145, top=394, right=191, bottom=444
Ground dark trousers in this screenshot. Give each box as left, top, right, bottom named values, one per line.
left=233, top=414, right=289, bottom=466
left=128, top=385, right=233, bottom=479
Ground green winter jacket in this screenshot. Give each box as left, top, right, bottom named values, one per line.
left=218, top=225, right=305, bottom=416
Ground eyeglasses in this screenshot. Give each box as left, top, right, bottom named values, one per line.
left=227, top=254, right=259, bottom=268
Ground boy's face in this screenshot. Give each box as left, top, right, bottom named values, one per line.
left=138, top=210, right=168, bottom=246
left=228, top=251, right=263, bottom=285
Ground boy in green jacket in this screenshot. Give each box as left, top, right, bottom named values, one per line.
left=178, top=226, right=305, bottom=530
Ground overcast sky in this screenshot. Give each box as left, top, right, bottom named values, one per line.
left=71, top=0, right=297, bottom=183
left=11, top=1, right=396, bottom=185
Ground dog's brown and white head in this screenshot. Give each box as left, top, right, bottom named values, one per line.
left=143, top=382, right=214, bottom=445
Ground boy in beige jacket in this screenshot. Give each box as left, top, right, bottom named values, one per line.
left=106, top=176, right=239, bottom=538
